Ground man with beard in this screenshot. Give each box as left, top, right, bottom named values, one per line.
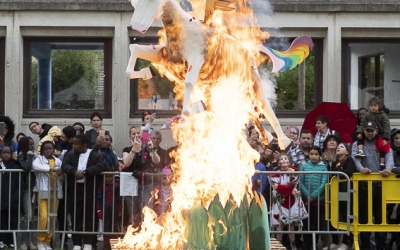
left=352, top=121, right=394, bottom=250
left=288, top=130, right=314, bottom=168
left=57, top=125, right=76, bottom=249
left=59, top=126, right=76, bottom=161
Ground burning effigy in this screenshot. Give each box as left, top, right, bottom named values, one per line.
left=120, top=0, right=313, bottom=249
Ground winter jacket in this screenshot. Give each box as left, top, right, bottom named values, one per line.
left=252, top=162, right=268, bottom=194
left=351, top=140, right=394, bottom=172
left=18, top=151, right=37, bottom=190
left=300, top=160, right=328, bottom=201
left=391, top=128, right=400, bottom=168
left=330, top=157, right=356, bottom=192
left=0, top=160, right=24, bottom=210
left=85, top=129, right=99, bottom=149
left=37, top=126, right=62, bottom=155
left=357, top=111, right=391, bottom=140
left=61, top=150, right=105, bottom=189
left=32, top=155, right=63, bottom=199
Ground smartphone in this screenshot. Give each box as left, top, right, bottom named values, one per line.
left=99, top=130, right=105, bottom=137
left=270, top=143, right=279, bottom=152
left=0, top=122, right=4, bottom=136
left=284, top=126, right=291, bottom=137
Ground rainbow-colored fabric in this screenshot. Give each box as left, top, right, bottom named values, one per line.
left=259, top=36, right=314, bottom=73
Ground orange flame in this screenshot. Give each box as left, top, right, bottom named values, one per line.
left=119, top=0, right=274, bottom=249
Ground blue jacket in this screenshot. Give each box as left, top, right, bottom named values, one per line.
left=252, top=162, right=268, bottom=194
left=300, top=160, right=328, bottom=201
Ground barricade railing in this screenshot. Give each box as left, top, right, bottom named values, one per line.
left=330, top=173, right=400, bottom=250
left=0, top=169, right=175, bottom=250
left=57, top=171, right=174, bottom=249
left=0, top=168, right=363, bottom=250
left=260, top=170, right=353, bottom=250
left=0, top=169, right=49, bottom=250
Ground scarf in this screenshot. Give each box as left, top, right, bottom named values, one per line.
left=101, top=148, right=116, bottom=170
left=314, top=129, right=332, bottom=148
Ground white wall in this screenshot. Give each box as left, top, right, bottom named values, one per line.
left=2, top=9, right=400, bottom=156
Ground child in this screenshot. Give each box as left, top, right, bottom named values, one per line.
left=32, top=141, right=63, bottom=250
left=96, top=174, right=122, bottom=250
left=17, top=136, right=38, bottom=250
left=270, top=154, right=308, bottom=250
left=300, top=146, right=328, bottom=249
left=0, top=146, right=24, bottom=249
left=355, top=97, right=391, bottom=170
left=326, top=143, right=356, bottom=250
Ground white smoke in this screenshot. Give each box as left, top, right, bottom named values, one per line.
left=248, top=0, right=273, bottom=15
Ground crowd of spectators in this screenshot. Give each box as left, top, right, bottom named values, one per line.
left=0, top=95, right=400, bottom=250
left=248, top=96, right=399, bottom=250
left=0, top=111, right=173, bottom=250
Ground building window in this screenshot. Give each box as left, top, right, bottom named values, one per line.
left=0, top=38, right=5, bottom=115
left=342, top=39, right=400, bottom=115
left=130, top=37, right=180, bottom=118
left=23, top=37, right=112, bottom=118
left=262, top=38, right=323, bottom=114
left=130, top=37, right=323, bottom=118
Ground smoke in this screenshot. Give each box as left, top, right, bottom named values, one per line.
left=248, top=0, right=273, bottom=15
left=258, top=66, right=277, bottom=108
left=262, top=34, right=291, bottom=51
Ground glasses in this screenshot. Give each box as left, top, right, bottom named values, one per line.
left=29, top=124, right=38, bottom=132
left=290, top=132, right=297, bottom=135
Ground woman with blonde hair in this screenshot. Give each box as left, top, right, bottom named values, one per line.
left=121, top=126, right=159, bottom=228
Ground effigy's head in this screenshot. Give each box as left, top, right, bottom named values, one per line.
left=129, top=0, right=165, bottom=33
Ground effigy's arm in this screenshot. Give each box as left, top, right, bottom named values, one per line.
left=182, top=54, right=205, bottom=115
left=249, top=51, right=291, bottom=150
left=126, top=43, right=164, bottom=79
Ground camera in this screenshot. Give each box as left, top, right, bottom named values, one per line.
left=132, top=170, right=142, bottom=179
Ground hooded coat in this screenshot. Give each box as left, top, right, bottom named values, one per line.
left=390, top=128, right=400, bottom=170
left=356, top=110, right=391, bottom=140
left=37, top=126, right=62, bottom=155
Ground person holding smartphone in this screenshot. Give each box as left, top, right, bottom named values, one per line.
left=94, top=130, right=119, bottom=171
left=121, top=126, right=162, bottom=227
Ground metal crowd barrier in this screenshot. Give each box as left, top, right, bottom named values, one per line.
left=4, top=168, right=393, bottom=250
left=330, top=173, right=400, bottom=250
left=260, top=171, right=353, bottom=250
left=0, top=169, right=47, bottom=250
left=0, top=169, right=174, bottom=250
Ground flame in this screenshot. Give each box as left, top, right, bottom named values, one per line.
left=119, top=0, right=275, bottom=249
